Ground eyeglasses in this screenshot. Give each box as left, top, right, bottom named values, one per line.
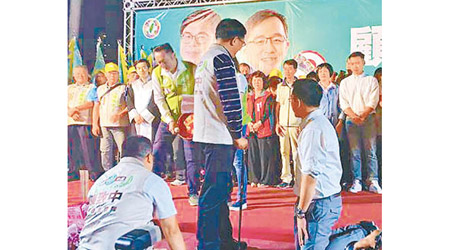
left=181, top=32, right=211, bottom=45
left=238, top=37, right=246, bottom=47
left=248, top=36, right=286, bottom=47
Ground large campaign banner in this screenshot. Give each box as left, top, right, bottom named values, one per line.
left=134, top=0, right=381, bottom=76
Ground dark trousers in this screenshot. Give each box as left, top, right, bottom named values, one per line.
left=153, top=122, right=184, bottom=175
left=153, top=122, right=201, bottom=195
left=339, top=125, right=352, bottom=185
left=68, top=125, right=103, bottom=179
left=248, top=134, right=281, bottom=185
left=197, top=143, right=234, bottom=250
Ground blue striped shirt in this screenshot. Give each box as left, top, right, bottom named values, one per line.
left=213, top=53, right=243, bottom=139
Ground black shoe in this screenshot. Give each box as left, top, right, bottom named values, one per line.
left=220, top=239, right=247, bottom=250
left=344, top=241, right=358, bottom=250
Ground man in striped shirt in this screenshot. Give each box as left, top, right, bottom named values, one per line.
left=193, top=18, right=248, bottom=250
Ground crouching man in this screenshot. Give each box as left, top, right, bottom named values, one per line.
left=78, top=136, right=186, bottom=250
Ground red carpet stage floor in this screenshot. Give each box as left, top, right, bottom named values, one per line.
left=68, top=180, right=381, bottom=250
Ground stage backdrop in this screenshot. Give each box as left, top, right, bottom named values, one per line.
left=134, top=0, right=382, bottom=76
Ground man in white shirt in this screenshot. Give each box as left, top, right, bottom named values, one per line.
left=78, top=136, right=186, bottom=250
left=126, top=59, right=161, bottom=143
left=339, top=52, right=381, bottom=194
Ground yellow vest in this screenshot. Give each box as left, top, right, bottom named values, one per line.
left=97, top=83, right=129, bottom=127
left=153, top=61, right=196, bottom=123
left=68, top=83, right=95, bottom=126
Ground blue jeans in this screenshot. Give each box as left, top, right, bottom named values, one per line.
left=294, top=194, right=342, bottom=250
left=345, top=115, right=379, bottom=182
left=197, top=143, right=234, bottom=250
left=233, top=125, right=247, bottom=203
left=153, top=122, right=184, bottom=175
left=153, top=122, right=201, bottom=195
left=233, top=148, right=247, bottom=203
left=326, top=224, right=369, bottom=249
left=183, top=139, right=202, bottom=196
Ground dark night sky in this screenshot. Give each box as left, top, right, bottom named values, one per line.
left=70, top=0, right=124, bottom=71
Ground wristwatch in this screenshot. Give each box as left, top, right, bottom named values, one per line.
left=295, top=206, right=306, bottom=219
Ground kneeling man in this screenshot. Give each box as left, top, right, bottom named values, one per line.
left=78, top=136, right=186, bottom=250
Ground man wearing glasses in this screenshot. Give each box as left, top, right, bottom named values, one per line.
left=179, top=9, right=221, bottom=65
left=193, top=18, right=248, bottom=250
left=243, top=9, right=290, bottom=75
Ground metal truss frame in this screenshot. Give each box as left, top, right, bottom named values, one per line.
left=122, top=0, right=267, bottom=60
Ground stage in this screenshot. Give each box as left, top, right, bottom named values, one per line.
left=68, top=180, right=381, bottom=250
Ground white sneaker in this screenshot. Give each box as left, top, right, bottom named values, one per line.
left=229, top=201, right=247, bottom=211
left=170, top=179, right=186, bottom=186
left=349, top=180, right=362, bottom=193
left=368, top=180, right=382, bottom=194
left=188, top=194, right=199, bottom=206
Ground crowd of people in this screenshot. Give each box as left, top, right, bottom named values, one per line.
left=68, top=51, right=383, bottom=198
left=68, top=13, right=382, bottom=250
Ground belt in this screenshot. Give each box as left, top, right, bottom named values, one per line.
left=312, top=192, right=340, bottom=202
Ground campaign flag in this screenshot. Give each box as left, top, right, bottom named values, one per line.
left=68, top=37, right=83, bottom=83
left=140, top=46, right=148, bottom=60
left=92, top=38, right=106, bottom=76
left=117, top=41, right=128, bottom=84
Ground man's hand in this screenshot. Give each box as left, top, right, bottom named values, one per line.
left=359, top=107, right=375, bottom=124
left=68, top=107, right=79, bottom=117
left=168, top=121, right=178, bottom=135
left=92, top=124, right=101, bottom=137
left=110, top=113, right=121, bottom=124
left=72, top=113, right=81, bottom=121
left=276, top=124, right=286, bottom=137
left=253, top=121, right=262, bottom=131
left=335, top=120, right=344, bottom=136
left=296, top=216, right=309, bottom=247
left=160, top=216, right=186, bottom=250
left=134, top=114, right=144, bottom=125
left=234, top=137, right=248, bottom=150
left=350, top=115, right=364, bottom=125
left=248, top=122, right=255, bottom=133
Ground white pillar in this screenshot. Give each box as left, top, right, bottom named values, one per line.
left=68, top=0, right=83, bottom=38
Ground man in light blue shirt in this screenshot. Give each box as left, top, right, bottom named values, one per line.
left=291, top=78, right=342, bottom=249
left=290, top=79, right=381, bottom=250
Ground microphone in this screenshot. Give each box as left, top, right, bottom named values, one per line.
left=115, top=223, right=163, bottom=250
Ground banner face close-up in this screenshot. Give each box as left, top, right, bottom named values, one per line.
left=134, top=0, right=382, bottom=76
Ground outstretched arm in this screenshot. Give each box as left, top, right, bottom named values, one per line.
left=159, top=216, right=186, bottom=250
